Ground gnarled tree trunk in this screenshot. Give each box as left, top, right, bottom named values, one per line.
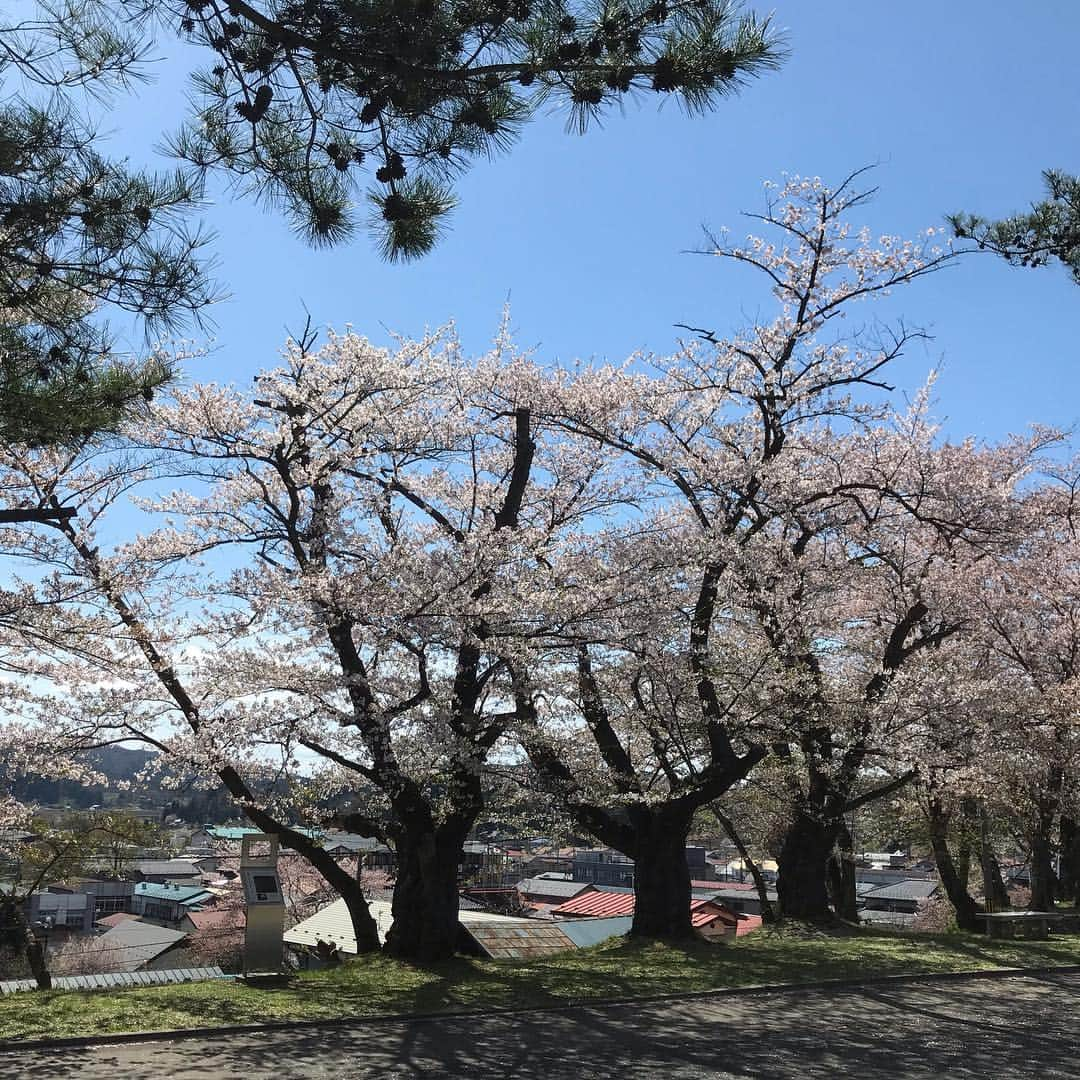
left=630, top=809, right=695, bottom=940
left=385, top=821, right=465, bottom=961
left=777, top=813, right=835, bottom=921
left=1028, top=813, right=1057, bottom=913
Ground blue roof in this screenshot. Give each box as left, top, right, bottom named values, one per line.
left=205, top=825, right=321, bottom=841
left=557, top=916, right=633, bottom=948
left=134, top=882, right=213, bottom=905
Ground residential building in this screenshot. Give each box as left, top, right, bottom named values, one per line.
left=131, top=882, right=215, bottom=925
left=94, top=919, right=190, bottom=972
left=26, top=891, right=93, bottom=934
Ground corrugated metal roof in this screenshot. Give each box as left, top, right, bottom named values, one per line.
left=690, top=900, right=736, bottom=929
left=551, top=891, right=635, bottom=918
left=861, top=880, right=939, bottom=902
left=0, top=966, right=228, bottom=995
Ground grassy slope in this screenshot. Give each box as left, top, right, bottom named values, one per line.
left=2, top=926, right=1080, bottom=1043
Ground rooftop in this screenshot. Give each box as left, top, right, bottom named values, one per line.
left=134, top=882, right=214, bottom=905
left=95, top=920, right=189, bottom=972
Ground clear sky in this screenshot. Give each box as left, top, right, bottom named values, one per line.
left=101, top=0, right=1078, bottom=446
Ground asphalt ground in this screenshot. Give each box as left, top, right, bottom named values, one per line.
left=1, top=971, right=1078, bottom=1079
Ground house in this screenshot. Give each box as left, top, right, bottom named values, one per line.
left=319, top=832, right=395, bottom=869
left=692, top=885, right=777, bottom=917
left=691, top=899, right=761, bottom=940
left=26, top=891, right=93, bottom=934
left=132, top=882, right=215, bottom=925
left=859, top=879, right=939, bottom=916
left=94, top=919, right=190, bottom=972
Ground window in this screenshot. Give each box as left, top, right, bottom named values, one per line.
left=253, top=874, right=278, bottom=896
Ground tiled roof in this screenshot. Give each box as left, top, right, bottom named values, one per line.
left=462, top=922, right=575, bottom=959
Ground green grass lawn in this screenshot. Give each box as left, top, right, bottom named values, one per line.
left=2, top=925, right=1080, bottom=1044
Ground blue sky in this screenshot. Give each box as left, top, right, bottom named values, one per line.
left=101, top=0, right=1078, bottom=445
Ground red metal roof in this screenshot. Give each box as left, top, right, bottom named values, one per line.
left=550, top=892, right=760, bottom=937
left=692, top=880, right=755, bottom=891
left=690, top=899, right=737, bottom=928
left=735, top=914, right=763, bottom=937
left=551, top=891, right=635, bottom=918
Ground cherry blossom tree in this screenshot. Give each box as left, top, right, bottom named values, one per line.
left=504, top=171, right=975, bottom=934
left=966, top=465, right=1080, bottom=911
left=0, top=438, right=386, bottom=954
left=115, top=324, right=624, bottom=961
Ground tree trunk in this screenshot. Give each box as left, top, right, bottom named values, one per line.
left=927, top=797, right=982, bottom=932
left=384, top=823, right=463, bottom=961
left=978, top=806, right=1010, bottom=913
left=1059, top=815, right=1080, bottom=905
left=1028, top=815, right=1056, bottom=912
left=777, top=813, right=834, bottom=921
left=712, top=807, right=776, bottom=923
left=630, top=809, right=694, bottom=939
left=2, top=900, right=51, bottom=990
left=828, top=819, right=858, bottom=922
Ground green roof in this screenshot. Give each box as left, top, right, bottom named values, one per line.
left=204, top=825, right=322, bottom=841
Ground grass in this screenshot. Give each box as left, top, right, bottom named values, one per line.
left=2, top=925, right=1080, bottom=1044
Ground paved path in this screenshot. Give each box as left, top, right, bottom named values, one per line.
left=3, top=972, right=1079, bottom=1079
